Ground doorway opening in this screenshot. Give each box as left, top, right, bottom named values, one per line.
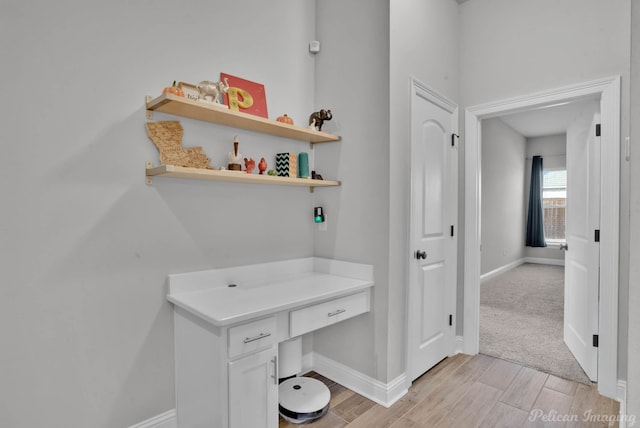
left=463, top=76, right=620, bottom=399
left=478, top=99, right=597, bottom=384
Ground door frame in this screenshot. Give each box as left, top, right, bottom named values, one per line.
left=406, top=77, right=458, bottom=385
left=463, top=76, right=620, bottom=399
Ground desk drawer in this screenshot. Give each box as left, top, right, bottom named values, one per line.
left=228, top=316, right=277, bottom=359
left=290, top=291, right=370, bottom=337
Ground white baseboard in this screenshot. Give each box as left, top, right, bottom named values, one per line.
left=130, top=353, right=409, bottom=427
left=524, top=256, right=565, bottom=266
left=480, top=257, right=566, bottom=284
left=311, top=352, right=407, bottom=408
left=128, top=409, right=176, bottom=428
left=301, top=350, right=314, bottom=374
left=617, top=380, right=632, bottom=428
left=480, top=259, right=525, bottom=283
left=454, top=335, right=465, bottom=355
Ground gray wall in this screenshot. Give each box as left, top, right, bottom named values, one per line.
left=0, top=1, right=318, bottom=427
left=627, top=0, right=640, bottom=421
left=0, top=1, right=462, bottom=425
left=311, top=0, right=461, bottom=384
left=459, top=0, right=631, bottom=381
left=311, top=0, right=390, bottom=381
left=480, top=118, right=526, bottom=275
left=2, top=1, right=636, bottom=426
left=388, top=0, right=460, bottom=379
left=524, top=134, right=567, bottom=262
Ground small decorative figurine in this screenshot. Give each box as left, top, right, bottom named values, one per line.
left=227, top=136, right=242, bottom=171
left=244, top=157, right=255, bottom=174
left=162, top=81, right=184, bottom=97
left=308, top=109, right=332, bottom=131
left=267, top=169, right=277, bottom=176
left=258, top=157, right=267, bottom=174
left=196, top=77, right=230, bottom=104
left=276, top=114, right=294, bottom=125
left=298, top=152, right=309, bottom=178
left=309, top=118, right=317, bottom=130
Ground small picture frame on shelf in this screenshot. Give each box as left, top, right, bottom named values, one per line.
left=178, top=82, right=200, bottom=102
left=220, top=73, right=268, bottom=118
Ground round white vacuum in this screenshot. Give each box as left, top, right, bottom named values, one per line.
left=278, top=377, right=330, bottom=424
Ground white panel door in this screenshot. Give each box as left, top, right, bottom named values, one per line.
left=228, top=347, right=278, bottom=428
left=408, top=81, right=457, bottom=382
left=564, top=103, right=600, bottom=382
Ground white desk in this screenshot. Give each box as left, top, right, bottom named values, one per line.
left=168, top=257, right=374, bottom=428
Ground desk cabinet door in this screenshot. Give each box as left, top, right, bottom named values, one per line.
left=228, top=347, right=278, bottom=428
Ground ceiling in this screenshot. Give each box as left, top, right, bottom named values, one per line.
left=496, top=99, right=598, bottom=138
left=454, top=0, right=596, bottom=138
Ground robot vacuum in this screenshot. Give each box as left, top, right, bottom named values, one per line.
left=278, top=377, right=331, bottom=424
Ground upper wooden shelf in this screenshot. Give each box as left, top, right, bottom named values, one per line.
left=146, top=94, right=341, bottom=144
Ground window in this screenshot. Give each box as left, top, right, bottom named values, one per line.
left=542, top=169, right=566, bottom=243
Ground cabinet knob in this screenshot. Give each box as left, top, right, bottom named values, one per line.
left=415, top=250, right=427, bottom=260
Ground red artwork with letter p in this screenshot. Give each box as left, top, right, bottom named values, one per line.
left=220, top=73, right=268, bottom=119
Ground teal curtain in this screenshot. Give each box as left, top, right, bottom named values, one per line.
left=526, top=156, right=547, bottom=247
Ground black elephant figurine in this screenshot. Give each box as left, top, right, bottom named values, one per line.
left=309, top=109, right=333, bottom=131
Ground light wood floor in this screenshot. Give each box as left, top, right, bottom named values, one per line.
left=279, top=354, right=620, bottom=428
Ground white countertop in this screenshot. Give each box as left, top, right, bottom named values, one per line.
left=167, top=258, right=374, bottom=327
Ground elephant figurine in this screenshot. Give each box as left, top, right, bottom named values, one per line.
left=308, top=109, right=333, bottom=131
left=196, top=77, right=230, bottom=104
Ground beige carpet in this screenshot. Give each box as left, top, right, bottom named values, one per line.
left=480, top=263, right=591, bottom=384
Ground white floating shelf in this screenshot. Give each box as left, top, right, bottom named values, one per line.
left=146, top=93, right=341, bottom=144
left=146, top=164, right=340, bottom=190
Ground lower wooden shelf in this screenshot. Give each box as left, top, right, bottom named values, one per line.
left=145, top=164, right=340, bottom=191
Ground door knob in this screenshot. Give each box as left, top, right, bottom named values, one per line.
left=560, top=243, right=568, bottom=251
left=415, top=250, right=427, bottom=260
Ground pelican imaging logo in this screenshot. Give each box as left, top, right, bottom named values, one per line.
left=528, top=409, right=636, bottom=426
